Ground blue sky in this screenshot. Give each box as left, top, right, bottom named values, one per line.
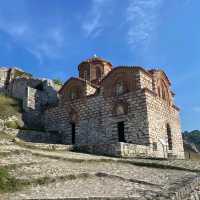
left=0, top=0, right=199, bottom=131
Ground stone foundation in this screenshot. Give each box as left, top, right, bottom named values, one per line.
left=74, top=142, right=183, bottom=159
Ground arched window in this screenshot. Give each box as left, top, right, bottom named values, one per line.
left=96, top=67, right=102, bottom=80
left=162, top=89, right=166, bottom=100
left=70, top=90, right=76, bottom=100
left=69, top=87, right=78, bottom=100
left=158, top=87, right=161, bottom=97
left=116, top=81, right=124, bottom=96
left=167, top=124, right=172, bottom=150
left=84, top=71, right=88, bottom=81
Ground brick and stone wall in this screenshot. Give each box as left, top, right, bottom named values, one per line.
left=1, top=59, right=184, bottom=159
left=144, top=89, right=185, bottom=159
left=45, top=63, right=184, bottom=159
left=85, top=81, right=97, bottom=95
left=45, top=88, right=150, bottom=146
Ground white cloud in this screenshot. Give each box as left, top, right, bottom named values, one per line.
left=0, top=9, right=66, bottom=63
left=193, top=107, right=200, bottom=113
left=82, top=0, right=111, bottom=38
left=126, top=0, right=163, bottom=49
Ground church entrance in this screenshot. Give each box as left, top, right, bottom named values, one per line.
left=71, top=123, right=76, bottom=144
left=117, top=121, right=125, bottom=142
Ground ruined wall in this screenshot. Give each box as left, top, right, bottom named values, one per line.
left=23, top=87, right=46, bottom=128
left=9, top=78, right=42, bottom=100
left=0, top=68, right=9, bottom=92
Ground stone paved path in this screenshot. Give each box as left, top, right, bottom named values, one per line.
left=0, top=137, right=200, bottom=199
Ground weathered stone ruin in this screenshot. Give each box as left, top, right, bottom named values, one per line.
left=0, top=66, right=59, bottom=129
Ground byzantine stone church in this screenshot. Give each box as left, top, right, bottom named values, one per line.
left=45, top=56, right=184, bottom=159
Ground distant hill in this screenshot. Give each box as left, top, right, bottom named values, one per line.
left=183, top=130, right=200, bottom=159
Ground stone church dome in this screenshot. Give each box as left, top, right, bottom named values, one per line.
left=78, top=55, right=112, bottom=85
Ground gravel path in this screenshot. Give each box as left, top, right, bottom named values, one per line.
left=0, top=140, right=200, bottom=200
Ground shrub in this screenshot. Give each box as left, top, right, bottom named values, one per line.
left=5, top=120, right=20, bottom=129
left=53, top=79, right=63, bottom=85
left=0, top=167, right=20, bottom=193
left=0, top=95, right=22, bottom=120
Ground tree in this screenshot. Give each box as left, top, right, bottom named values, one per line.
left=53, top=79, right=63, bottom=85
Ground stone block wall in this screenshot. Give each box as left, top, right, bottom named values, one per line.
left=76, top=142, right=154, bottom=158
left=23, top=87, right=46, bottom=128
left=144, top=89, right=185, bottom=159
left=45, top=88, right=150, bottom=148
left=9, top=77, right=43, bottom=100
left=139, top=70, right=153, bottom=91
left=44, top=65, right=184, bottom=159
left=85, top=82, right=97, bottom=96
left=16, top=130, right=62, bottom=144
left=0, top=68, right=10, bottom=92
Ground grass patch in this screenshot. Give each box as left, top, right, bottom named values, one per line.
left=5, top=120, right=20, bottom=129
left=0, top=95, right=22, bottom=120
left=185, top=150, right=200, bottom=160
left=0, top=131, right=14, bottom=140
left=0, top=167, right=23, bottom=193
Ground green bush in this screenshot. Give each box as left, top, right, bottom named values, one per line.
left=0, top=167, right=20, bottom=193
left=0, top=95, right=22, bottom=120
left=5, top=121, right=20, bottom=129
left=53, top=79, right=63, bottom=85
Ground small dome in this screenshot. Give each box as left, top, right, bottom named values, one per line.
left=78, top=55, right=112, bottom=70
left=78, top=56, right=113, bottom=84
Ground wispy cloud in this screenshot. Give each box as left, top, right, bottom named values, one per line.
left=126, top=0, right=163, bottom=49
left=0, top=21, right=65, bottom=63
left=193, top=107, right=200, bottom=113
left=82, top=0, right=112, bottom=38
left=0, top=3, right=66, bottom=64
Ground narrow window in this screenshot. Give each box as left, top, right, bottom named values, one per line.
left=117, top=121, right=125, bottom=142
left=116, top=81, right=124, bottom=96
left=162, top=89, right=166, bottom=100
left=153, top=142, right=157, bottom=151
left=84, top=71, right=87, bottom=81
left=158, top=87, right=161, bottom=97
left=96, top=67, right=102, bottom=80
left=167, top=124, right=172, bottom=150
left=71, top=122, right=76, bottom=144
left=70, top=90, right=76, bottom=100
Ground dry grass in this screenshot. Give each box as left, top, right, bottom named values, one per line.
left=0, top=95, right=22, bottom=120
left=184, top=150, right=200, bottom=160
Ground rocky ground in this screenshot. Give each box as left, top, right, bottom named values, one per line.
left=0, top=134, right=200, bottom=200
